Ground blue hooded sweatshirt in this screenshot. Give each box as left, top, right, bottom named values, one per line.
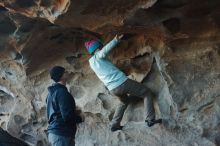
left=46, top=83, right=81, bottom=137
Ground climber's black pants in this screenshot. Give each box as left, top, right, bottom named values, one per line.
left=110, top=79, right=155, bottom=128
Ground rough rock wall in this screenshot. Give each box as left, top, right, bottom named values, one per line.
left=0, top=0, right=220, bottom=146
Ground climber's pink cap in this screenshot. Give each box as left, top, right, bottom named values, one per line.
left=85, top=40, right=103, bottom=54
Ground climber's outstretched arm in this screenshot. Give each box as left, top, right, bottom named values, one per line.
left=96, top=34, right=124, bottom=58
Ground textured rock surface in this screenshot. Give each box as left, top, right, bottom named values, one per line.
left=0, top=0, right=220, bottom=145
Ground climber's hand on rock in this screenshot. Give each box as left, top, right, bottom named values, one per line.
left=115, top=34, right=124, bottom=41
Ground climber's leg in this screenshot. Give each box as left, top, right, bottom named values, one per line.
left=110, top=101, right=128, bottom=131
left=110, top=85, right=130, bottom=131
left=120, top=79, right=155, bottom=120
left=120, top=79, right=161, bottom=126
left=128, top=79, right=162, bottom=126
left=143, top=96, right=162, bottom=127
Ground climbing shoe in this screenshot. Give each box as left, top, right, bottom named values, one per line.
left=145, top=119, right=162, bottom=127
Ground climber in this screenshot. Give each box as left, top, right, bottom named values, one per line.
left=46, top=66, right=83, bottom=146
left=85, top=35, right=162, bottom=132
